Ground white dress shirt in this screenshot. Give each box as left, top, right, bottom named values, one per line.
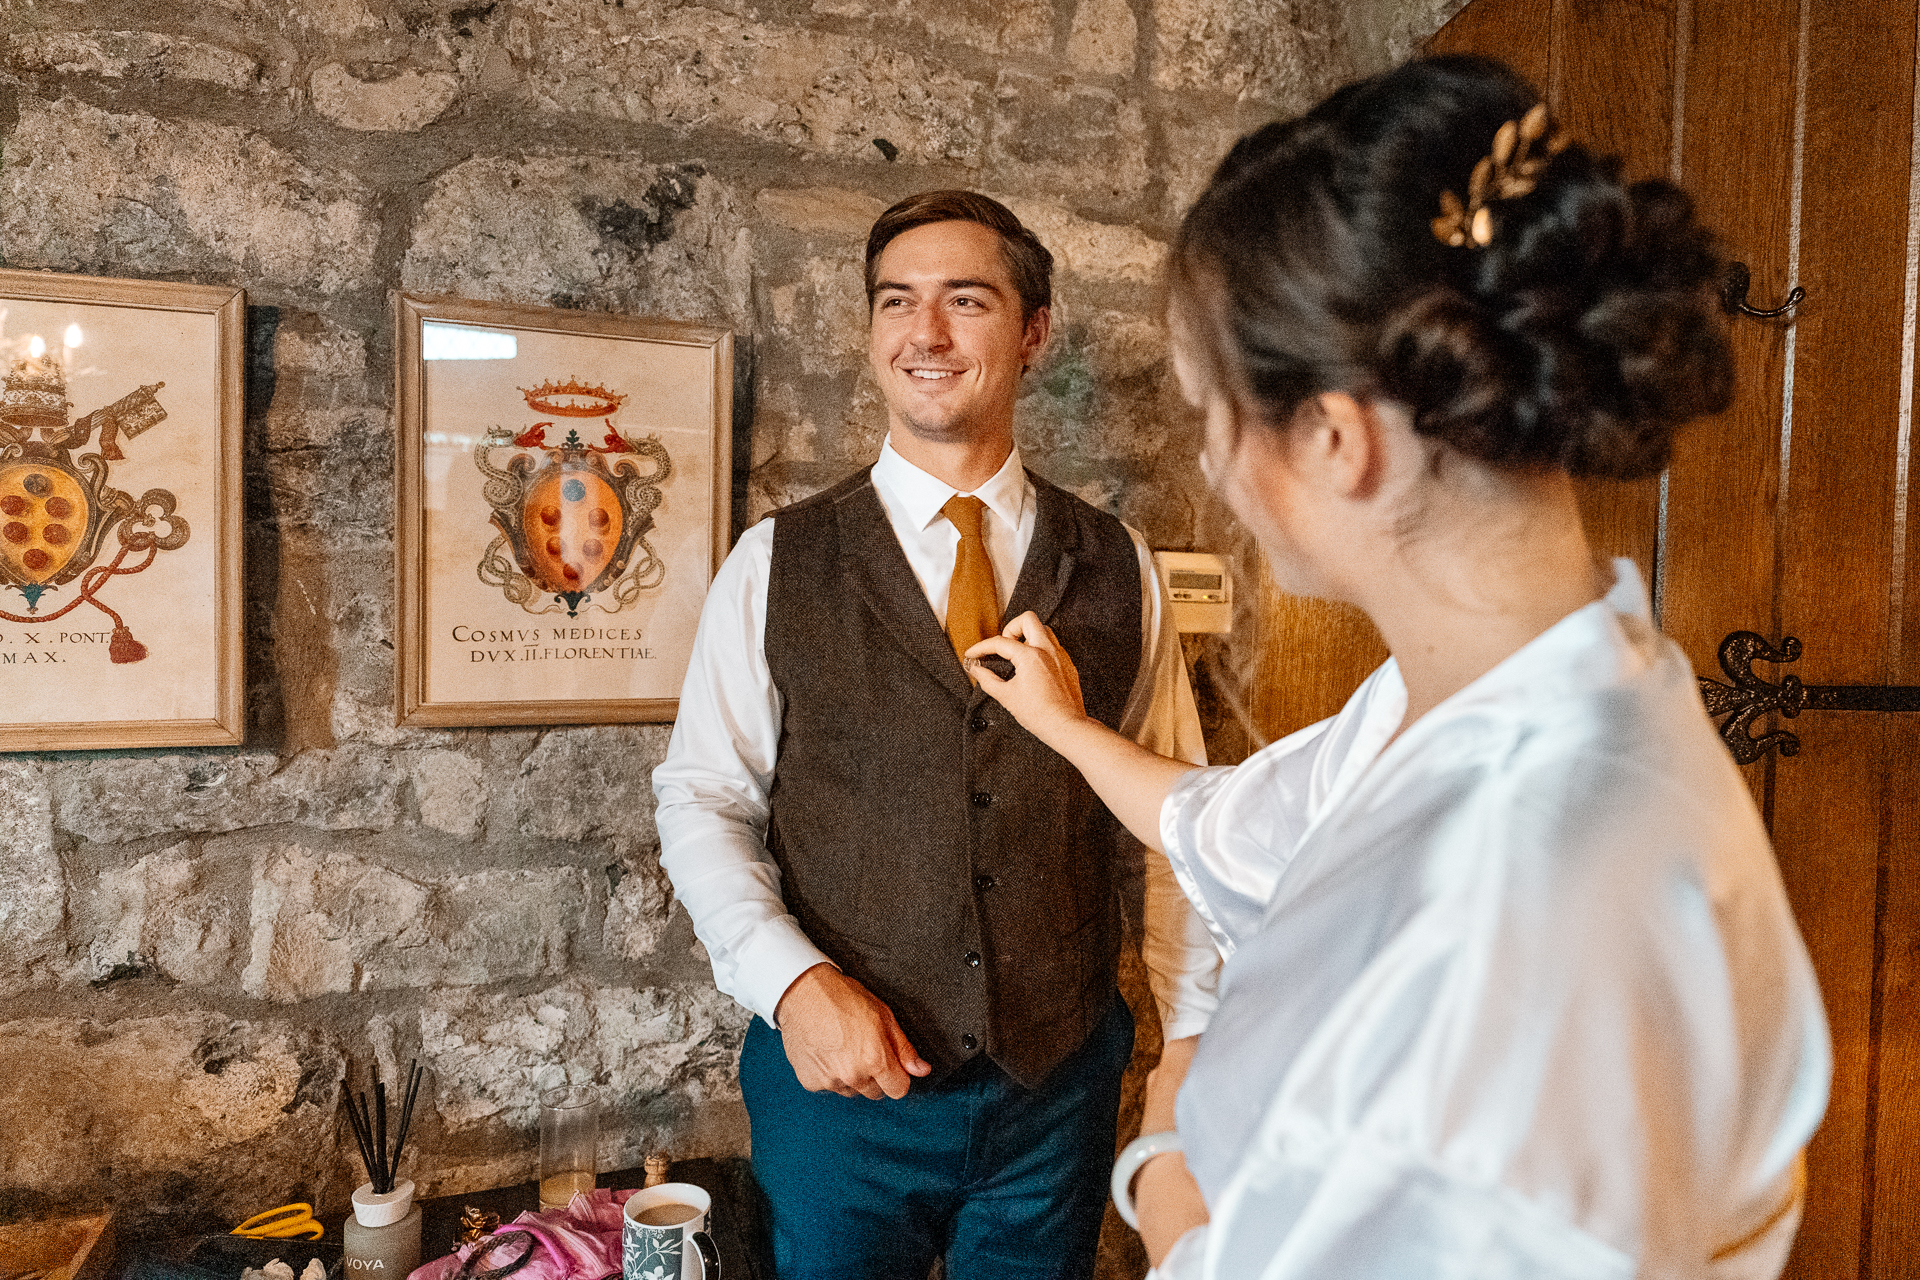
left=1152, top=562, right=1830, bottom=1280
left=654, top=439, right=1222, bottom=1039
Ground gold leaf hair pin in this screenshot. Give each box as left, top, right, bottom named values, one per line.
left=1432, top=103, right=1572, bottom=248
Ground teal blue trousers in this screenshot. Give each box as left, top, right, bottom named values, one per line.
left=739, top=992, right=1135, bottom=1280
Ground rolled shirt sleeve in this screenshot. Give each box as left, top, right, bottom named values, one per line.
left=1157, top=680, right=1372, bottom=959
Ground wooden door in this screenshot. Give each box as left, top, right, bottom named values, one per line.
left=1249, top=1, right=1920, bottom=1271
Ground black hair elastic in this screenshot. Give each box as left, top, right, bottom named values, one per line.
left=453, top=1230, right=537, bottom=1280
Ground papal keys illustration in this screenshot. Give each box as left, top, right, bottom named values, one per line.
left=476, top=379, right=671, bottom=618
left=0, top=352, right=188, bottom=662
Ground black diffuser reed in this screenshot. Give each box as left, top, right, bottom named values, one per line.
left=343, top=1059, right=424, bottom=1195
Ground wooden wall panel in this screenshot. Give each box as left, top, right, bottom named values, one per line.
left=1872, top=17, right=1920, bottom=1272
left=1778, top=7, right=1910, bottom=671
left=1662, top=0, right=1796, bottom=676
left=1662, top=0, right=1798, bottom=821
left=1772, top=732, right=1882, bottom=1280
left=1557, top=0, right=1678, bottom=578
left=1553, top=0, right=1676, bottom=183
left=1426, top=0, right=1554, bottom=86
left=1249, top=577, right=1386, bottom=741
left=1769, top=1, right=1917, bottom=1273
left=1875, top=720, right=1920, bottom=1280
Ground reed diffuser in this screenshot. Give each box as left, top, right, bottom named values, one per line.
left=341, top=1061, right=425, bottom=1278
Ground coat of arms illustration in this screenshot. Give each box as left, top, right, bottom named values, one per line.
left=0, top=348, right=188, bottom=662
left=476, top=379, right=672, bottom=618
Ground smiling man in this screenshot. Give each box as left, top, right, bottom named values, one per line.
left=653, top=191, right=1219, bottom=1279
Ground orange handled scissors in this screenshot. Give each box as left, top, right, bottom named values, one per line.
left=233, top=1204, right=325, bottom=1241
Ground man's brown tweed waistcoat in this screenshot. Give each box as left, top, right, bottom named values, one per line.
left=763, top=467, right=1143, bottom=1087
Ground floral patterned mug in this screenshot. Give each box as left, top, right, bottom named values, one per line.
left=622, top=1184, right=719, bottom=1280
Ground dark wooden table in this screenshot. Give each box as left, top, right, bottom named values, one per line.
left=107, top=1158, right=769, bottom=1280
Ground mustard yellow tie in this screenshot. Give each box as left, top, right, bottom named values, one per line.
left=941, top=494, right=1000, bottom=664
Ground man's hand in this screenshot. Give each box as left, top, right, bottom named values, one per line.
left=773, top=963, right=932, bottom=1099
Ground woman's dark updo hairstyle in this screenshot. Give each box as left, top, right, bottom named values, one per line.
left=1171, top=54, right=1732, bottom=479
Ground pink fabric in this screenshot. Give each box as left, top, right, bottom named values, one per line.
left=408, top=1189, right=638, bottom=1280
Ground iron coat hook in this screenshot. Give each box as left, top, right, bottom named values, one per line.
left=1721, top=261, right=1805, bottom=319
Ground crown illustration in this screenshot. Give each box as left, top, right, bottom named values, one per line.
left=0, top=356, right=72, bottom=434
left=520, top=379, right=627, bottom=418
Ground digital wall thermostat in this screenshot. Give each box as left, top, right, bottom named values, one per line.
left=1154, top=550, right=1233, bottom=634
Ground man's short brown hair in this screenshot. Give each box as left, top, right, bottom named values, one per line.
left=864, top=190, right=1054, bottom=322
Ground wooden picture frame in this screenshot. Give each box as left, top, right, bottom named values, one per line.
left=395, top=294, right=734, bottom=727
left=0, top=268, right=245, bottom=751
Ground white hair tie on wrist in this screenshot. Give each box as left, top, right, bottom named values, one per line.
left=1111, top=1130, right=1184, bottom=1230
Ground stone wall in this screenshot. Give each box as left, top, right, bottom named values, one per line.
left=0, top=0, right=1460, bottom=1270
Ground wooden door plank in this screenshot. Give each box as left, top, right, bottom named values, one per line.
left=1556, top=0, right=1676, bottom=180
left=1780, top=8, right=1912, bottom=678
left=1426, top=0, right=1554, bottom=89
left=1874, top=722, right=1920, bottom=1280
left=1769, top=0, right=1917, bottom=1273
left=1660, top=0, right=1797, bottom=819
left=1872, top=17, right=1920, bottom=1270
left=1557, top=0, right=1679, bottom=578
left=1773, top=730, right=1883, bottom=1280
left=1661, top=0, right=1795, bottom=672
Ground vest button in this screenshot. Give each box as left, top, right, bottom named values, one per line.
left=971, top=791, right=992, bottom=808
left=964, top=950, right=981, bottom=967
left=961, top=1033, right=978, bottom=1051
left=970, top=717, right=991, bottom=732
left=974, top=874, right=996, bottom=891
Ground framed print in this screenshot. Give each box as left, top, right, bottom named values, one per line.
left=0, top=268, right=245, bottom=751
left=395, top=294, right=733, bottom=727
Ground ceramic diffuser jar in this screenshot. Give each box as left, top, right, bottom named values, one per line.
left=341, top=1062, right=426, bottom=1279
left=342, top=1181, right=422, bottom=1279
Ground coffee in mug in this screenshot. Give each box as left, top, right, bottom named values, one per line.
left=635, top=1204, right=700, bottom=1228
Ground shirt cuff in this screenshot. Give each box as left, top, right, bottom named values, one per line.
left=1159, top=765, right=1252, bottom=959
left=733, top=917, right=836, bottom=1027
left=1161, top=1009, right=1216, bottom=1043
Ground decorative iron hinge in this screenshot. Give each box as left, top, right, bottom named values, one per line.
left=1699, top=631, right=1920, bottom=763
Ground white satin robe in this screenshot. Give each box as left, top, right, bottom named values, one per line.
left=1152, top=563, right=1830, bottom=1280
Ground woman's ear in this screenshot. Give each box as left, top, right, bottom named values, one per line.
left=1198, top=389, right=1246, bottom=489
left=1306, top=392, right=1384, bottom=499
